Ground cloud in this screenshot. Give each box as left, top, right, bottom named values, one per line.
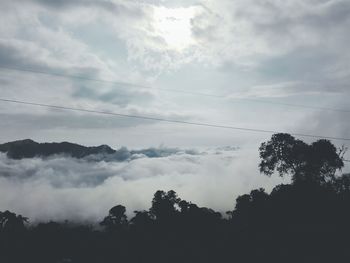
left=297, top=109, right=350, bottom=145
left=0, top=148, right=286, bottom=222
left=227, top=80, right=345, bottom=99
left=192, top=0, right=350, bottom=64
left=0, top=0, right=149, bottom=90
left=2, top=0, right=350, bottom=82
left=228, top=82, right=309, bottom=98
left=72, top=84, right=155, bottom=108
left=184, top=0, right=350, bottom=103
left=83, top=145, right=199, bottom=162
left=0, top=0, right=199, bottom=132
left=2, top=0, right=349, bottom=101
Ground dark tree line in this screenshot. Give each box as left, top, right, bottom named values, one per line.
left=1, top=133, right=350, bottom=263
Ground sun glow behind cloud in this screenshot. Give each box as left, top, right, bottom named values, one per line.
left=152, top=6, right=197, bottom=51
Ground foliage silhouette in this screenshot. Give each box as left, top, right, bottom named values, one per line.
left=0, top=210, right=28, bottom=233
left=150, top=190, right=180, bottom=222
left=259, top=133, right=345, bottom=184
left=100, top=205, right=128, bottom=230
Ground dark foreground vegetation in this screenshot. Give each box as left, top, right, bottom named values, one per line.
left=1, top=133, right=350, bottom=263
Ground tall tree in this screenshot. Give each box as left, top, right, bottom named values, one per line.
left=259, top=133, right=345, bottom=184
left=0, top=210, right=28, bottom=232
left=150, top=190, right=180, bottom=222
left=100, top=205, right=128, bottom=229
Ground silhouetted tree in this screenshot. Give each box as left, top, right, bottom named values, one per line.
left=334, top=173, right=350, bottom=193
left=150, top=190, right=180, bottom=222
left=100, top=205, right=127, bottom=230
left=130, top=210, right=153, bottom=227
left=178, top=199, right=221, bottom=225
left=231, top=188, right=269, bottom=224
left=259, top=133, right=345, bottom=184
left=0, top=210, right=28, bottom=232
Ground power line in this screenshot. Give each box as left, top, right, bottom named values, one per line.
left=0, top=65, right=219, bottom=97
left=229, top=98, right=350, bottom=113
left=0, top=65, right=150, bottom=89
left=1, top=98, right=350, bottom=142
left=0, top=65, right=349, bottom=113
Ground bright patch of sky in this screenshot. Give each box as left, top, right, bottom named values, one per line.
left=152, top=6, right=197, bottom=51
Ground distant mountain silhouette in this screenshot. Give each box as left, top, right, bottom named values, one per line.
left=0, top=139, right=200, bottom=162
left=0, top=139, right=116, bottom=159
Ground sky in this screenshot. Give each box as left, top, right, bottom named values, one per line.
left=0, top=0, right=349, bottom=221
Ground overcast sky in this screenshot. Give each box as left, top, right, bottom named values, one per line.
left=0, top=0, right=349, bottom=148
left=0, top=0, right=349, bottom=219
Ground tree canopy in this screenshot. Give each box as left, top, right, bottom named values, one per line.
left=259, top=133, right=345, bottom=184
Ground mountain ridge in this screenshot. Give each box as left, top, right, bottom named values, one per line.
left=0, top=139, right=116, bottom=159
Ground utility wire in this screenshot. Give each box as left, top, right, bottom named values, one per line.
left=0, top=65, right=150, bottom=89
left=0, top=65, right=218, bottom=97
left=1, top=98, right=350, bottom=142
left=0, top=65, right=349, bottom=113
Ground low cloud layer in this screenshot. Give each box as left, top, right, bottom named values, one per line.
left=0, top=147, right=285, bottom=223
